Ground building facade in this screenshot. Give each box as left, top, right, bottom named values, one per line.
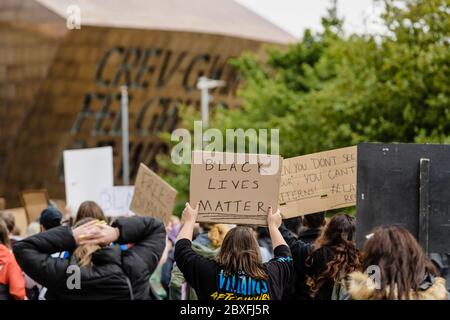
left=0, top=0, right=294, bottom=206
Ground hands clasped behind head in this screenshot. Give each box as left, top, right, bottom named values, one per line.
left=73, top=220, right=119, bottom=246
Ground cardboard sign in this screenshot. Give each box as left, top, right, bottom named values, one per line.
left=190, top=151, right=282, bottom=226
left=20, top=189, right=49, bottom=223
left=279, top=146, right=357, bottom=218
left=98, top=186, right=135, bottom=217
left=130, top=163, right=177, bottom=224
left=63, top=147, right=114, bottom=215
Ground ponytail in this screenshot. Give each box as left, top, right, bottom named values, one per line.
left=73, top=244, right=101, bottom=267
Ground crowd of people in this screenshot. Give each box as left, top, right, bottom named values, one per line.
left=0, top=201, right=448, bottom=300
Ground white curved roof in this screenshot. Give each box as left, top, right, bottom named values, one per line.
left=35, top=0, right=296, bottom=44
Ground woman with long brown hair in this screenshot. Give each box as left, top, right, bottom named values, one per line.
left=74, top=201, right=107, bottom=224
left=279, top=213, right=360, bottom=300
left=174, top=203, right=292, bottom=300
left=305, top=213, right=361, bottom=299
left=346, top=225, right=447, bottom=300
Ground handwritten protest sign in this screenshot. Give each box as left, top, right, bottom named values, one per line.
left=190, top=151, right=282, bottom=226
left=279, top=146, right=356, bottom=218
left=130, top=163, right=177, bottom=224
left=20, top=189, right=49, bottom=223
left=63, top=147, right=114, bottom=215
left=98, top=186, right=134, bottom=217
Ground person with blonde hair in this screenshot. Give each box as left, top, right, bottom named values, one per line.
left=13, top=214, right=166, bottom=300
left=174, top=203, right=292, bottom=300
left=207, top=224, right=230, bottom=248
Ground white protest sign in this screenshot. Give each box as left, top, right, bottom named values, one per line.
left=98, top=186, right=135, bottom=217
left=63, top=146, right=114, bottom=215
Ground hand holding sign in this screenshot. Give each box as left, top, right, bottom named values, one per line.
left=267, top=207, right=282, bottom=229
left=182, top=202, right=199, bottom=224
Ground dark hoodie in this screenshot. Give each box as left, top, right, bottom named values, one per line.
left=13, top=216, right=165, bottom=300
left=281, top=226, right=322, bottom=300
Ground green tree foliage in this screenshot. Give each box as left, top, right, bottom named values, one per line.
left=160, top=0, right=450, bottom=214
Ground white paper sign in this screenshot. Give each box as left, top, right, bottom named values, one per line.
left=98, top=186, right=135, bottom=217
left=63, top=146, right=114, bottom=215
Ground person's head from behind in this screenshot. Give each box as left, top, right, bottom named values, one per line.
left=39, top=206, right=63, bottom=232
left=218, top=226, right=267, bottom=280
left=72, top=217, right=102, bottom=268
left=301, top=212, right=326, bottom=230
left=199, top=223, right=213, bottom=233
left=307, top=213, right=360, bottom=296
left=75, top=201, right=106, bottom=225
left=0, top=211, right=15, bottom=235
left=315, top=213, right=355, bottom=247
left=0, top=218, right=10, bottom=247
left=283, top=217, right=302, bottom=235
left=208, top=224, right=231, bottom=248
left=362, top=225, right=438, bottom=300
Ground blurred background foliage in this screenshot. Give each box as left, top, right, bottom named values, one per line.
left=158, top=0, right=450, bottom=215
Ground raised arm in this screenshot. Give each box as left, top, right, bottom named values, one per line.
left=267, top=207, right=288, bottom=249
left=278, top=219, right=313, bottom=266
left=176, top=203, right=198, bottom=242
left=174, top=203, right=217, bottom=296
left=65, top=217, right=166, bottom=274
left=278, top=221, right=299, bottom=248
left=13, top=226, right=75, bottom=289
left=112, top=216, right=166, bottom=273
left=265, top=207, right=293, bottom=298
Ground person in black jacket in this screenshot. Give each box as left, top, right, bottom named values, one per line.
left=280, top=213, right=360, bottom=300
left=283, top=217, right=302, bottom=238
left=174, top=203, right=292, bottom=300
left=281, top=212, right=325, bottom=300
left=13, top=215, right=166, bottom=300
left=298, top=213, right=325, bottom=243
left=305, top=214, right=360, bottom=300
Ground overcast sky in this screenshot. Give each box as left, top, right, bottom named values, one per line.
left=236, top=0, right=386, bottom=38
